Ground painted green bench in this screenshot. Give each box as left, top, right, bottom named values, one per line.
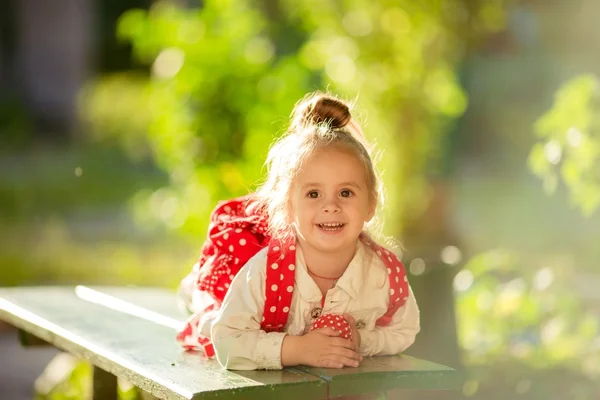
left=0, top=286, right=461, bottom=399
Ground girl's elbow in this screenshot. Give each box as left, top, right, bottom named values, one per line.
left=213, top=336, right=258, bottom=370
left=389, top=327, right=419, bottom=355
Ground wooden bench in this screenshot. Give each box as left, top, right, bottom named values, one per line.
left=0, top=286, right=462, bottom=399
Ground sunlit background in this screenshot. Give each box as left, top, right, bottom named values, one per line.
left=1, top=0, right=600, bottom=399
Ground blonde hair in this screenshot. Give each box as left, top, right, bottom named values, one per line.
left=255, top=91, right=383, bottom=241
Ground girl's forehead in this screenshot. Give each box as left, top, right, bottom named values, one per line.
left=306, top=145, right=362, bottom=165
left=296, top=147, right=367, bottom=182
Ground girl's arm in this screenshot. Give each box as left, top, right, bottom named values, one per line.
left=210, top=251, right=287, bottom=370
left=211, top=250, right=363, bottom=370
left=358, top=286, right=421, bottom=357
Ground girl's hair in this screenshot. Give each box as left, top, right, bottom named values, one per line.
left=255, top=91, right=383, bottom=241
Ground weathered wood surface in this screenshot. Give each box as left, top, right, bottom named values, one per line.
left=293, top=355, right=462, bottom=398
left=0, top=286, right=326, bottom=400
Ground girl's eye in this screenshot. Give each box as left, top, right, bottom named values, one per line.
left=340, top=189, right=353, bottom=198
left=307, top=191, right=320, bottom=199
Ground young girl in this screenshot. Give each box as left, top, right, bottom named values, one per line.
left=177, top=92, right=420, bottom=370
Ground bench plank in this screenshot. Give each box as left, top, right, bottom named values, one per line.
left=293, top=355, right=462, bottom=398
left=0, top=287, right=326, bottom=400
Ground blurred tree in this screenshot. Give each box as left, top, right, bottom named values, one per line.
left=80, top=0, right=508, bottom=368
left=529, top=74, right=600, bottom=215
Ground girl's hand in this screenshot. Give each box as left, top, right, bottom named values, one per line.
left=343, top=313, right=362, bottom=353
left=282, top=328, right=362, bottom=368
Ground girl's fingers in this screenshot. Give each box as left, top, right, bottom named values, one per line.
left=316, top=327, right=342, bottom=337
left=320, top=359, right=345, bottom=369
left=343, top=313, right=356, bottom=325
left=328, top=344, right=361, bottom=361
left=322, top=354, right=360, bottom=368
left=331, top=337, right=357, bottom=349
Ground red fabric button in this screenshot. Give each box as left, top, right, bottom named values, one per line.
left=310, top=313, right=352, bottom=340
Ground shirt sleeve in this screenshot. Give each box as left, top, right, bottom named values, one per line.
left=358, top=285, right=420, bottom=357
left=210, top=249, right=287, bottom=370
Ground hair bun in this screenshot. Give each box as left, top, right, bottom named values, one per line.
left=292, top=93, right=352, bottom=131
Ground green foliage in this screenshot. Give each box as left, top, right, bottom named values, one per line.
left=455, top=249, right=600, bottom=377
left=35, top=358, right=141, bottom=400
left=80, top=0, right=506, bottom=240
left=35, top=359, right=91, bottom=400
left=529, top=74, right=600, bottom=215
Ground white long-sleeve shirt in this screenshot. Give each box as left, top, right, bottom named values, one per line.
left=209, top=242, right=420, bottom=370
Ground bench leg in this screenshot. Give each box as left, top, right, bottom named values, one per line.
left=92, top=366, right=117, bottom=400
left=18, top=329, right=51, bottom=347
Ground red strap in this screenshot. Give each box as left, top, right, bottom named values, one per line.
left=364, top=240, right=410, bottom=326
left=260, top=238, right=409, bottom=331
left=262, top=237, right=296, bottom=332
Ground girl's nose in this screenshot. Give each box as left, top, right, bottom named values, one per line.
left=323, top=200, right=341, bottom=213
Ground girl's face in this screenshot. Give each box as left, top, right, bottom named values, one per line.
left=289, top=146, right=376, bottom=256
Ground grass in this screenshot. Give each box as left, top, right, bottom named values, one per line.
left=0, top=143, right=196, bottom=289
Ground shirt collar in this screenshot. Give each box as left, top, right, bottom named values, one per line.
left=295, top=242, right=368, bottom=301
left=334, top=242, right=367, bottom=299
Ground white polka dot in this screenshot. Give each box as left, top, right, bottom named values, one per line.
left=403, top=297, right=408, bottom=301
left=395, top=276, right=399, bottom=283
left=400, top=287, right=403, bottom=293
left=271, top=263, right=279, bottom=269
left=280, top=274, right=284, bottom=280
left=387, top=268, right=392, bottom=274
left=283, top=307, right=289, bottom=313
left=234, top=258, right=239, bottom=264
left=270, top=306, right=276, bottom=312
left=271, top=284, right=278, bottom=291
left=229, top=245, right=234, bottom=252
left=397, top=267, right=401, bottom=273
left=289, top=264, right=295, bottom=271
left=224, top=233, right=229, bottom=240
left=235, top=228, right=242, bottom=233
left=224, top=206, right=232, bottom=213
left=390, top=288, right=395, bottom=295
left=287, top=286, right=293, bottom=292
left=229, top=274, right=235, bottom=280
left=225, top=283, right=230, bottom=288
left=217, top=240, right=223, bottom=246
left=273, top=246, right=280, bottom=251
left=404, top=276, right=408, bottom=282
left=290, top=245, right=296, bottom=251
left=239, top=238, right=247, bottom=246
left=388, top=257, right=393, bottom=262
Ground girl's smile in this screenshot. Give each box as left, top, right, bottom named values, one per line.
left=316, top=222, right=346, bottom=232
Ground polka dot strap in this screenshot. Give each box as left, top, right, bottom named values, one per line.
left=364, top=241, right=410, bottom=326
left=261, top=238, right=296, bottom=332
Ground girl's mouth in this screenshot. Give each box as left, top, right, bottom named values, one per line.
left=317, top=223, right=345, bottom=231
